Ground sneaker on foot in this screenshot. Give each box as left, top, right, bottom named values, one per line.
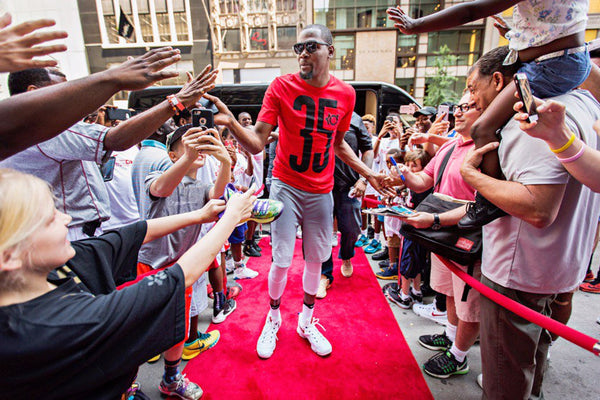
left=458, top=192, right=506, bottom=229
left=371, top=246, right=389, bottom=260
left=159, top=373, right=203, bottom=400
left=418, top=332, right=453, bottom=351
left=341, top=260, right=353, bottom=278
left=375, top=265, right=398, bottom=280
left=382, top=282, right=398, bottom=296
left=225, top=255, right=235, bottom=274
left=331, top=232, right=339, bottom=247
left=355, top=234, right=369, bottom=247
left=234, top=265, right=259, bottom=280
left=364, top=239, right=382, bottom=254
left=584, top=271, right=595, bottom=283
left=423, top=350, right=469, bottom=379
left=413, top=302, right=448, bottom=325
left=213, top=298, right=236, bottom=324
left=147, top=354, right=161, bottom=363
left=410, top=287, right=423, bottom=304
left=297, top=317, right=332, bottom=356
left=257, top=314, right=281, bottom=359
left=579, top=280, right=600, bottom=293
left=316, top=276, right=331, bottom=299
left=386, top=286, right=414, bottom=309
left=378, top=259, right=390, bottom=269
left=182, top=330, right=220, bottom=360
left=477, top=373, right=483, bottom=389
left=243, top=240, right=261, bottom=257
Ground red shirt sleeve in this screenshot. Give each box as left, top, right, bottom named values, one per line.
left=257, top=78, right=281, bottom=127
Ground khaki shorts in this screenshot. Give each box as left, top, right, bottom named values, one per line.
left=430, top=254, right=481, bottom=323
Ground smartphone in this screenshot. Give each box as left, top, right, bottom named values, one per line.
left=386, top=115, right=394, bottom=123
left=192, top=108, right=214, bottom=129
left=100, top=156, right=116, bottom=182
left=437, top=104, right=450, bottom=122
left=105, top=108, right=131, bottom=121
left=514, top=73, right=538, bottom=122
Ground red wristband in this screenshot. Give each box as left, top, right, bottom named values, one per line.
left=167, top=94, right=186, bottom=114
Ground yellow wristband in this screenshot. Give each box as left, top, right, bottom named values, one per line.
left=550, top=132, right=575, bottom=154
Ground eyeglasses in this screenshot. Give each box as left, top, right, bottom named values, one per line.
left=293, top=40, right=331, bottom=55
left=454, top=103, right=476, bottom=113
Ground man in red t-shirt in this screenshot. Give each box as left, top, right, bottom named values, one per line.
left=207, top=24, right=389, bottom=359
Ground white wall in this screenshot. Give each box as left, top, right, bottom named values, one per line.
left=0, top=0, right=88, bottom=99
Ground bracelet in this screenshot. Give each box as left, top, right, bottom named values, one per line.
left=166, top=94, right=186, bottom=115
left=550, top=132, right=575, bottom=154
left=556, top=143, right=585, bottom=163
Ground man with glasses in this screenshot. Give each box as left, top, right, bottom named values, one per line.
left=207, top=24, right=389, bottom=359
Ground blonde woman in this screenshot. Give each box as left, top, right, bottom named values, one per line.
left=0, top=169, right=255, bottom=400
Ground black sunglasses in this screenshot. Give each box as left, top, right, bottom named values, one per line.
left=293, top=40, right=331, bottom=55
left=455, top=103, right=476, bottom=113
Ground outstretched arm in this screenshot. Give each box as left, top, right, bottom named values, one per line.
left=387, top=0, right=518, bottom=34
left=0, top=47, right=183, bottom=159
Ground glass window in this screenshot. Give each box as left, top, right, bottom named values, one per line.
left=223, top=29, right=241, bottom=52
left=357, top=8, right=373, bottom=28
left=248, top=0, right=269, bottom=13
left=277, top=0, right=298, bottom=12
left=395, top=77, right=415, bottom=97
left=277, top=26, right=297, bottom=51
left=427, top=30, right=482, bottom=66
left=397, top=34, right=417, bottom=68
left=409, top=0, right=441, bottom=18
left=331, top=34, right=355, bottom=71
left=250, top=27, right=269, bottom=51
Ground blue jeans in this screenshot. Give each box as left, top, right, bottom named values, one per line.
left=321, top=189, right=362, bottom=283
left=519, top=49, right=591, bottom=98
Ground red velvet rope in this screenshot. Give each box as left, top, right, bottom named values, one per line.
left=438, top=256, right=600, bottom=356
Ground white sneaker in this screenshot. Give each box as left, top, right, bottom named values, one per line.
left=296, top=226, right=302, bottom=239
left=257, top=314, right=281, bottom=359
left=341, top=260, right=353, bottom=278
left=331, top=232, right=338, bottom=247
left=477, top=373, right=483, bottom=389
left=297, top=317, right=332, bottom=356
left=413, top=302, right=448, bottom=325
left=225, top=256, right=235, bottom=274
left=233, top=265, right=259, bottom=280
left=597, top=315, right=600, bottom=325
left=316, top=276, right=331, bottom=299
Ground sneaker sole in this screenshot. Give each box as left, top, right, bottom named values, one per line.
left=423, top=364, right=469, bottom=379
left=159, top=386, right=204, bottom=400
left=212, top=302, right=237, bottom=324
left=296, top=326, right=332, bottom=357
left=418, top=339, right=451, bottom=352
left=386, top=294, right=413, bottom=309
left=579, top=286, right=600, bottom=293
left=376, top=274, right=398, bottom=280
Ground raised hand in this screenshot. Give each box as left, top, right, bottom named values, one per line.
left=0, top=13, right=68, bottom=72
left=203, top=93, right=235, bottom=126
left=108, top=47, right=184, bottom=91
left=176, top=65, right=218, bottom=108
left=198, top=199, right=227, bottom=222
left=224, top=186, right=257, bottom=224
left=491, top=15, right=510, bottom=38
left=428, top=113, right=450, bottom=136
left=513, top=98, right=567, bottom=144
left=387, top=6, right=418, bottom=35
left=196, top=129, right=232, bottom=165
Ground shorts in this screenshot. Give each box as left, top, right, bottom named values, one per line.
left=228, top=222, right=248, bottom=244
left=387, top=234, right=402, bottom=248
left=519, top=49, right=591, bottom=98
left=399, top=237, right=428, bottom=279
left=270, top=179, right=333, bottom=266
left=430, top=254, right=481, bottom=323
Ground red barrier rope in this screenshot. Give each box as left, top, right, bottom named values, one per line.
left=362, top=197, right=383, bottom=208
left=438, top=256, right=600, bottom=356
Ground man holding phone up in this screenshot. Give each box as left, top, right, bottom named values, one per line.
left=207, top=24, right=390, bottom=359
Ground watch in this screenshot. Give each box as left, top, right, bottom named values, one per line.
left=431, top=213, right=442, bottom=230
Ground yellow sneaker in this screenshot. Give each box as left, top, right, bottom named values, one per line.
left=147, top=354, right=161, bottom=363
left=182, top=330, right=220, bottom=361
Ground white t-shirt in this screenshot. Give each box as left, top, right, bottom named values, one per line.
left=104, top=146, right=140, bottom=230
left=482, top=90, right=600, bottom=294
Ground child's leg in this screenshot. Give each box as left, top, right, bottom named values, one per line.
left=413, top=274, right=422, bottom=292
left=401, top=276, right=411, bottom=296
left=388, top=243, right=399, bottom=266
left=470, top=80, right=518, bottom=179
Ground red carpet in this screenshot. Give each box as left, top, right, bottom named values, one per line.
left=184, top=237, right=433, bottom=400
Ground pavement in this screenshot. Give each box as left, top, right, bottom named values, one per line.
left=137, top=238, right=600, bottom=399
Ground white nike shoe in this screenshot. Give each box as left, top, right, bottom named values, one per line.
left=413, top=302, right=448, bottom=325
left=233, top=265, right=259, bottom=280
left=257, top=313, right=281, bottom=359
left=297, top=317, right=332, bottom=356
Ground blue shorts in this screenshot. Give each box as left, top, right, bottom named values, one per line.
left=228, top=223, right=248, bottom=244
left=518, top=49, right=591, bottom=98
left=399, top=237, right=429, bottom=279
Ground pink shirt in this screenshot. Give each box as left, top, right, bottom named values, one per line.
left=423, top=135, right=476, bottom=201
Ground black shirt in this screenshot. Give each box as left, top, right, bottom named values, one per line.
left=333, top=112, right=373, bottom=192
left=0, top=221, right=186, bottom=400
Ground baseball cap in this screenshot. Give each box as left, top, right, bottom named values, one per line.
left=413, top=106, right=437, bottom=118
left=167, top=124, right=192, bottom=151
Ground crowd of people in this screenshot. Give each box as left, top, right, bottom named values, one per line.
left=0, top=1, right=599, bottom=399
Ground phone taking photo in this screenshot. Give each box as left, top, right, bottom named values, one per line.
left=192, top=108, right=214, bottom=130
left=437, top=105, right=450, bottom=122
left=514, top=73, right=538, bottom=123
